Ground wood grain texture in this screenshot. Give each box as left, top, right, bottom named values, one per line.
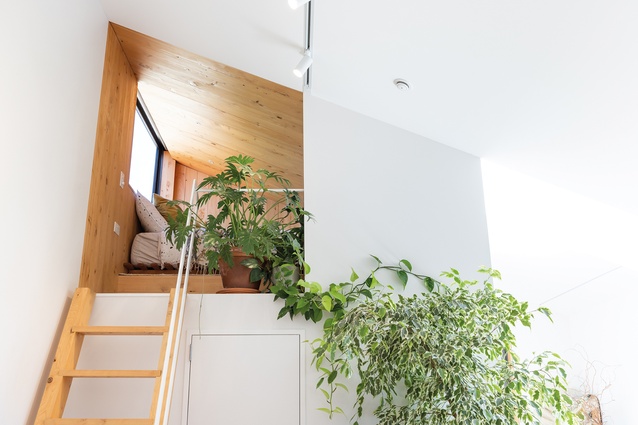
left=111, top=23, right=304, bottom=190
left=159, top=151, right=176, bottom=199
left=151, top=289, right=177, bottom=422
left=59, top=370, right=160, bottom=378
left=79, top=23, right=139, bottom=292
left=116, top=273, right=224, bottom=294
left=35, top=289, right=96, bottom=425
left=71, top=326, right=168, bottom=336
left=44, top=420, right=152, bottom=425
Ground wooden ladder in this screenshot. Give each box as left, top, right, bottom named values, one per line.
left=34, top=287, right=178, bottom=425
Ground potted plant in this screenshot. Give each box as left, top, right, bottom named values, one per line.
left=166, top=155, right=310, bottom=291
left=272, top=257, right=582, bottom=424
left=268, top=190, right=308, bottom=287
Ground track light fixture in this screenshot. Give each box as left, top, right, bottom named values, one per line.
left=293, top=50, right=313, bottom=78
left=288, top=0, right=310, bottom=10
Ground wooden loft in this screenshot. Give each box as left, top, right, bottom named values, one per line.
left=112, top=23, right=303, bottom=189
left=79, top=22, right=303, bottom=293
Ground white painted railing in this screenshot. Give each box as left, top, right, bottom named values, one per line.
left=154, top=179, right=199, bottom=425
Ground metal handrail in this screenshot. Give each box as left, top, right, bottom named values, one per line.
left=154, top=179, right=199, bottom=425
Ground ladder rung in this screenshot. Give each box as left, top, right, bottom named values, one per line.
left=60, top=370, right=161, bottom=378
left=44, top=420, right=153, bottom=425
left=71, top=326, right=168, bottom=335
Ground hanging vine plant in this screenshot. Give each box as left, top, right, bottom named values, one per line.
left=271, top=256, right=581, bottom=425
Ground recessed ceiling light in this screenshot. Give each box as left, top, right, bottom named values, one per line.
left=393, top=79, right=410, bottom=90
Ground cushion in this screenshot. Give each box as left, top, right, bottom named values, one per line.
left=130, top=232, right=162, bottom=265
left=130, top=231, right=182, bottom=268
left=136, top=192, right=168, bottom=232
left=153, top=193, right=182, bottom=222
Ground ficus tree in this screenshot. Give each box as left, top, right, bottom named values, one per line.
left=272, top=256, right=581, bottom=424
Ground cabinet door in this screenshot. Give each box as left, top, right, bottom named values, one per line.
left=186, top=332, right=303, bottom=425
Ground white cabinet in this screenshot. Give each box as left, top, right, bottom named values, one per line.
left=184, top=331, right=304, bottom=425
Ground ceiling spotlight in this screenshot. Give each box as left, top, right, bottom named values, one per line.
left=288, top=0, right=310, bottom=9
left=394, top=79, right=411, bottom=90
left=293, top=50, right=313, bottom=78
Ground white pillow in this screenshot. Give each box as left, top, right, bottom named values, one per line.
left=136, top=192, right=168, bottom=232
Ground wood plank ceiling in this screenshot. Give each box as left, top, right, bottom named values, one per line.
left=111, top=23, right=304, bottom=189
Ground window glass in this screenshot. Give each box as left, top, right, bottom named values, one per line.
left=129, top=108, right=158, bottom=199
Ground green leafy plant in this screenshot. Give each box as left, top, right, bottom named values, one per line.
left=165, top=155, right=310, bottom=282
left=273, top=256, right=581, bottom=424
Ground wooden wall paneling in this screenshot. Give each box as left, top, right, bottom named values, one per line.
left=159, top=151, right=176, bottom=199
left=173, top=162, right=217, bottom=223
left=111, top=23, right=304, bottom=191
left=78, top=23, right=138, bottom=292
left=137, top=87, right=303, bottom=188
left=172, top=162, right=302, bottom=223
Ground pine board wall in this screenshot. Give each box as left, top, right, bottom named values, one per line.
left=79, top=23, right=138, bottom=292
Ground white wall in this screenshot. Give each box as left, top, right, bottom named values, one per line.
left=0, top=1, right=108, bottom=423
left=482, top=161, right=638, bottom=424
left=303, top=95, right=491, bottom=285
left=61, top=96, right=493, bottom=425
left=62, top=293, right=324, bottom=425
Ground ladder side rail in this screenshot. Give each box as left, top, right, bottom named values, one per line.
left=35, top=288, right=96, bottom=425
left=153, top=179, right=199, bottom=425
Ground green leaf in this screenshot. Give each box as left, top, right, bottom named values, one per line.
left=277, top=308, right=289, bottom=320
left=312, top=308, right=323, bottom=323
left=538, top=306, right=553, bottom=322
left=304, top=261, right=311, bottom=275
left=321, top=295, right=333, bottom=312
left=400, top=259, right=413, bottom=271
left=358, top=325, right=369, bottom=339
left=350, top=268, right=359, bottom=282
left=309, top=282, right=322, bottom=294
left=396, top=270, right=408, bottom=287
left=327, top=370, right=338, bottom=384
left=370, top=273, right=380, bottom=289
left=370, top=254, right=382, bottom=265
left=330, top=289, right=347, bottom=304
left=424, top=276, right=435, bottom=292
left=334, top=382, right=349, bottom=392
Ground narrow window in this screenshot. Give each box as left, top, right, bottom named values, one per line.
left=129, top=97, right=164, bottom=199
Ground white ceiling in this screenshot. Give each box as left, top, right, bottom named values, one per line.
left=99, top=0, right=638, bottom=215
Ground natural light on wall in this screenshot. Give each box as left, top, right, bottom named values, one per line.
left=481, top=160, right=638, bottom=274
left=129, top=109, right=158, bottom=200
left=481, top=160, right=638, bottom=423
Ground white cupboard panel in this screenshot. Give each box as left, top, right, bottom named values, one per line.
left=185, top=332, right=303, bottom=425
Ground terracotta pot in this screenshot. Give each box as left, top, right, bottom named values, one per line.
left=218, top=248, right=262, bottom=291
